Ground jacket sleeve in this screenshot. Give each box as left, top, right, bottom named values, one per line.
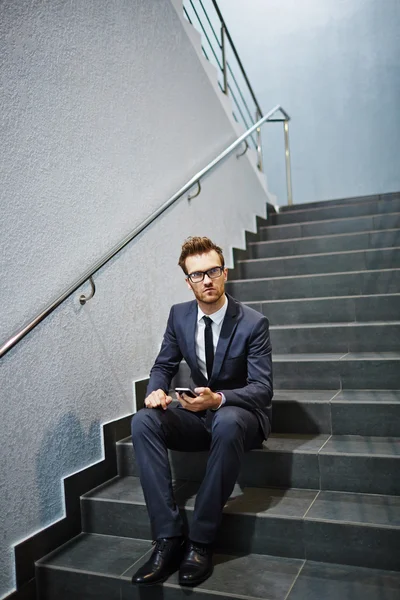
left=222, top=316, right=273, bottom=413
left=147, top=305, right=183, bottom=395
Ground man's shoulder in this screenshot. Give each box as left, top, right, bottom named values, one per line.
left=170, top=299, right=196, bottom=316
left=240, top=303, right=268, bottom=325
left=228, top=295, right=268, bottom=326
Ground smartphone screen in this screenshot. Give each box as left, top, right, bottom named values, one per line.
left=175, top=387, right=198, bottom=398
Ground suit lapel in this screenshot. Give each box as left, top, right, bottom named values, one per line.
left=209, top=295, right=239, bottom=385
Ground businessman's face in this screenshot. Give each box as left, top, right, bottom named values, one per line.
left=185, top=250, right=228, bottom=311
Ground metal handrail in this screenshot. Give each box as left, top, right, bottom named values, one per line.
left=0, top=104, right=291, bottom=359
left=188, top=0, right=263, bottom=149
left=184, top=3, right=257, bottom=149
left=185, top=0, right=261, bottom=154
left=209, top=0, right=263, bottom=117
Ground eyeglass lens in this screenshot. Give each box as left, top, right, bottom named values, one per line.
left=189, top=267, right=223, bottom=283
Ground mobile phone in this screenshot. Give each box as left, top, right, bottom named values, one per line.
left=175, top=387, right=198, bottom=398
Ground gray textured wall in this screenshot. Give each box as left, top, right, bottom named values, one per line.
left=0, top=1, right=269, bottom=596
left=215, top=0, right=400, bottom=204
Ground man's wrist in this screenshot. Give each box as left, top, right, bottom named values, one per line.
left=212, top=392, right=225, bottom=410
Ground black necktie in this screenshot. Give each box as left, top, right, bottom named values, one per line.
left=203, top=316, right=214, bottom=380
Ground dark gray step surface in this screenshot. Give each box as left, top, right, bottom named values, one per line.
left=36, top=533, right=400, bottom=600
left=225, top=268, right=400, bottom=301
left=118, top=432, right=400, bottom=495
left=287, top=560, right=400, bottom=599
left=272, top=390, right=400, bottom=437
left=233, top=247, right=400, bottom=279
left=280, top=191, right=400, bottom=212
left=270, top=321, right=400, bottom=353
left=248, top=229, right=400, bottom=259
left=258, top=212, right=400, bottom=241
left=174, top=350, right=400, bottom=391
left=38, top=533, right=400, bottom=600
left=270, top=198, right=400, bottom=225
left=245, top=294, right=400, bottom=325
left=273, top=352, right=400, bottom=390
left=330, top=390, right=400, bottom=436
left=36, top=532, right=304, bottom=600
left=80, top=476, right=400, bottom=571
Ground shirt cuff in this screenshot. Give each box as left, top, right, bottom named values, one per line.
left=213, top=392, right=226, bottom=410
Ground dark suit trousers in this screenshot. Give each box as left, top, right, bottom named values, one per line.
left=131, top=405, right=264, bottom=544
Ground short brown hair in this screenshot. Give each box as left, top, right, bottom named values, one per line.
left=178, top=236, right=225, bottom=274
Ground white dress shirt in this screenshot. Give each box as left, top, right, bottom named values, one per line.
left=195, top=295, right=228, bottom=409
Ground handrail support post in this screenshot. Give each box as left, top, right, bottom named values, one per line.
left=221, top=24, right=228, bottom=95
left=283, top=120, right=293, bottom=205
left=256, top=109, right=264, bottom=172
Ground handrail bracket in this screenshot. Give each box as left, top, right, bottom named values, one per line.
left=236, top=140, right=249, bottom=159
left=188, top=180, right=202, bottom=201
left=79, top=277, right=96, bottom=306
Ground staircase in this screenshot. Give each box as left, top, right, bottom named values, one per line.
left=36, top=193, right=400, bottom=599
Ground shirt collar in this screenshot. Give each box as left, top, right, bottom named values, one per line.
left=197, top=295, right=228, bottom=325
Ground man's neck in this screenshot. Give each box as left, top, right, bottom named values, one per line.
left=198, top=293, right=227, bottom=316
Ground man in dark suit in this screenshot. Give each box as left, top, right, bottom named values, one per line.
left=131, top=236, right=273, bottom=587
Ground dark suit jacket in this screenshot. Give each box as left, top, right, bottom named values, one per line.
left=147, top=294, right=273, bottom=439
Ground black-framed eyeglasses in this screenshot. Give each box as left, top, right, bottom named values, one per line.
left=187, top=266, right=224, bottom=283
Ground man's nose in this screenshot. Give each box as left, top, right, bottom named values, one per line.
left=204, top=273, right=212, bottom=283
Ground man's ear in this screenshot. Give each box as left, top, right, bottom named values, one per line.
left=186, top=278, right=193, bottom=292
left=223, top=267, right=228, bottom=281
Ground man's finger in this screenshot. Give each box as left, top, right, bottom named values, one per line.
left=183, top=393, right=197, bottom=404
left=150, top=396, right=160, bottom=407
left=178, top=395, right=189, bottom=407
left=144, top=389, right=169, bottom=409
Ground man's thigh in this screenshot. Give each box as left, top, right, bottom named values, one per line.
left=138, top=405, right=211, bottom=452
left=210, top=405, right=264, bottom=451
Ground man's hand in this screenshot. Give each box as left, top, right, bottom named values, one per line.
left=144, top=389, right=173, bottom=410
left=177, top=387, right=221, bottom=412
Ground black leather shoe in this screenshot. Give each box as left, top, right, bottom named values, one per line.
left=179, top=542, right=213, bottom=587
left=131, top=537, right=185, bottom=585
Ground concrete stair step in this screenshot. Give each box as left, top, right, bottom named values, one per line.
left=270, top=321, right=400, bottom=353
left=37, top=532, right=400, bottom=600
left=174, top=350, right=400, bottom=391
left=272, top=390, right=400, bottom=436
left=117, top=432, right=400, bottom=495
left=258, top=212, right=400, bottom=241
left=232, top=247, right=400, bottom=279
left=279, top=191, right=400, bottom=212
left=76, top=476, right=400, bottom=571
left=35, top=532, right=304, bottom=600
left=244, top=294, right=400, bottom=325
left=273, top=352, right=400, bottom=390
left=247, top=229, right=400, bottom=259
left=270, top=197, right=400, bottom=225
left=225, top=268, right=400, bottom=301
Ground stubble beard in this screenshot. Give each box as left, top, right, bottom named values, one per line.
left=197, top=286, right=224, bottom=306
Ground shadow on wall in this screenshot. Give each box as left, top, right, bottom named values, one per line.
left=36, top=412, right=101, bottom=525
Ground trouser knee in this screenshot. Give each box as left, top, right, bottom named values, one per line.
left=211, top=408, right=245, bottom=445
left=131, top=408, right=161, bottom=440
